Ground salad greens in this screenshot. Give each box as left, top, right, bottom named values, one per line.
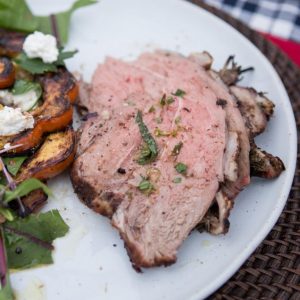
left=5, top=210, right=69, bottom=269
left=4, top=178, right=52, bottom=204
left=3, top=156, right=27, bottom=176
left=0, top=148, right=68, bottom=299
left=0, top=0, right=97, bottom=45
left=15, top=48, right=78, bottom=75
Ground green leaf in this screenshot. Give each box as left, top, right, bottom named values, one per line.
left=4, top=210, right=69, bottom=269
left=0, top=208, right=14, bottom=222
left=0, top=0, right=97, bottom=45
left=4, top=178, right=52, bottom=203
left=56, top=49, right=78, bottom=66
left=36, top=0, right=97, bottom=45
left=175, top=162, right=187, bottom=174
left=138, top=178, right=155, bottom=195
left=0, top=278, right=14, bottom=300
left=3, top=156, right=27, bottom=177
left=14, top=53, right=57, bottom=75
left=0, top=227, right=14, bottom=300
left=13, top=80, right=42, bottom=98
left=172, top=142, right=183, bottom=156
left=0, top=0, right=38, bottom=33
left=173, top=177, right=182, bottom=184
left=136, top=110, right=158, bottom=165
left=172, top=89, right=186, bottom=97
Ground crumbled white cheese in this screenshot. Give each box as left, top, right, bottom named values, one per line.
left=0, top=106, right=34, bottom=136
left=13, top=90, right=39, bottom=112
left=0, top=90, right=14, bottom=106
left=23, top=31, right=59, bottom=63
left=101, top=110, right=110, bottom=120
left=0, top=90, right=39, bottom=112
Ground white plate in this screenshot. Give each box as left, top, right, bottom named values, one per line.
left=12, top=0, right=297, bottom=299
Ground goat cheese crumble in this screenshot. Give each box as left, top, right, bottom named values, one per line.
left=0, top=106, right=34, bottom=136
left=23, top=31, right=59, bottom=63
left=0, top=89, right=39, bottom=112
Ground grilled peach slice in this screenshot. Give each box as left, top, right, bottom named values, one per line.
left=17, top=127, right=76, bottom=182
left=0, top=68, right=79, bottom=153
left=0, top=29, right=25, bottom=58
left=0, top=57, right=15, bottom=88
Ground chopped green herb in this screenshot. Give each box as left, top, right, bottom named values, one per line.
left=173, top=177, right=182, bottom=184
left=166, top=96, right=175, bottom=104
left=175, top=162, right=188, bottom=174
left=4, top=210, right=69, bottom=269
left=148, top=106, right=156, bottom=113
left=175, top=116, right=181, bottom=125
left=160, top=94, right=166, bottom=106
left=3, top=156, right=27, bottom=176
left=136, top=110, right=158, bottom=165
left=138, top=179, right=155, bottom=195
left=155, top=117, right=162, bottom=124
left=154, top=128, right=177, bottom=137
left=172, top=142, right=183, bottom=156
left=172, top=89, right=186, bottom=97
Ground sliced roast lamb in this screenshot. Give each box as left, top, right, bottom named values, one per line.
left=71, top=51, right=284, bottom=268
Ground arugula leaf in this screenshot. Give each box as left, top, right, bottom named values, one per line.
left=38, top=0, right=97, bottom=45
left=14, top=53, right=57, bottom=75
left=13, top=80, right=42, bottom=98
left=4, top=178, right=52, bottom=203
left=14, top=48, right=78, bottom=74
left=136, top=110, right=158, bottom=165
left=56, top=49, right=78, bottom=66
left=4, top=210, right=69, bottom=269
left=0, top=208, right=14, bottom=222
left=0, top=0, right=97, bottom=45
left=3, top=156, right=27, bottom=176
left=0, top=0, right=37, bottom=33
left=0, top=228, right=13, bottom=300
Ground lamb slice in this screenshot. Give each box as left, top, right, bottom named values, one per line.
left=112, top=99, right=225, bottom=268
left=229, top=86, right=275, bottom=136
left=136, top=51, right=250, bottom=197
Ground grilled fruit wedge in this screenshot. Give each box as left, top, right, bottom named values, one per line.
left=0, top=29, right=25, bottom=57
left=17, top=127, right=76, bottom=182
left=0, top=57, right=15, bottom=88
left=0, top=68, right=78, bottom=153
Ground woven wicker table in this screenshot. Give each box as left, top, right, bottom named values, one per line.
left=186, top=1, right=300, bottom=299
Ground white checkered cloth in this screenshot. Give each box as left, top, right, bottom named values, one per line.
left=203, top=0, right=300, bottom=42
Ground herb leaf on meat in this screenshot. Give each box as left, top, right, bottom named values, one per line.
left=172, top=89, right=186, bottom=97
left=136, top=110, right=158, bottom=165
left=172, top=142, right=183, bottom=156
left=4, top=210, right=69, bottom=269
left=175, top=162, right=187, bottom=174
